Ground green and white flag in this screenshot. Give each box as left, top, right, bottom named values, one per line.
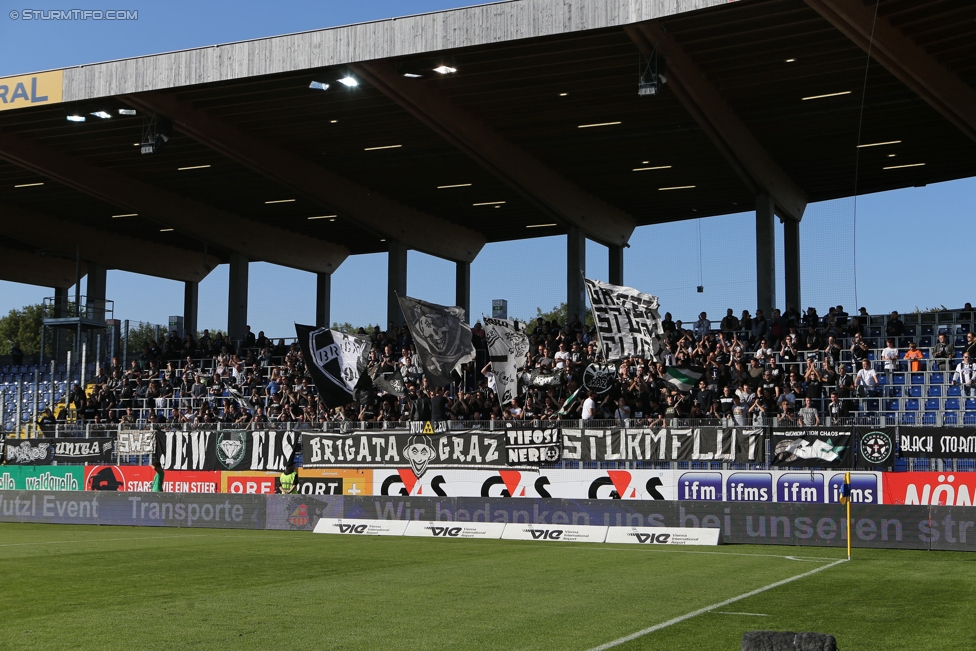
left=664, top=366, right=704, bottom=393
left=557, top=388, right=581, bottom=417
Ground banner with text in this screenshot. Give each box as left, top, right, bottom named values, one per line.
left=154, top=430, right=297, bottom=471
left=770, top=428, right=854, bottom=468
left=301, top=431, right=506, bottom=477
left=560, top=428, right=764, bottom=463
left=898, top=427, right=976, bottom=459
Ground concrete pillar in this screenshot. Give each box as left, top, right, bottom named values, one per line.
left=54, top=287, right=68, bottom=361
left=387, top=240, right=408, bottom=328
left=86, top=263, right=107, bottom=320
left=608, top=245, right=624, bottom=286
left=567, top=226, right=586, bottom=324
left=316, top=272, right=331, bottom=328
left=784, top=218, right=801, bottom=312
left=183, top=281, right=199, bottom=338
left=456, top=261, right=471, bottom=324
left=227, top=252, right=249, bottom=341
left=755, top=194, right=776, bottom=317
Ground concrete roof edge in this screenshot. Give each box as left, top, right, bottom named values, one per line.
left=59, top=0, right=732, bottom=102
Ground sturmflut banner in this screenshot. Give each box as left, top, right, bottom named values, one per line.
left=583, top=278, right=664, bottom=362
left=560, top=428, right=765, bottom=463
left=301, top=431, right=507, bottom=477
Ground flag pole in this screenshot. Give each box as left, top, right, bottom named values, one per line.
left=846, top=471, right=852, bottom=561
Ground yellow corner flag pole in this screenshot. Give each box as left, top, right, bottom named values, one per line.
left=845, top=471, right=852, bottom=561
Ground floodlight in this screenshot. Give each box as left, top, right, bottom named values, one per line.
left=309, top=81, right=330, bottom=91
left=338, top=77, right=358, bottom=87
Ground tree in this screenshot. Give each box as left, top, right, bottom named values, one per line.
left=526, top=303, right=593, bottom=334
left=0, top=303, right=50, bottom=356
left=331, top=322, right=381, bottom=335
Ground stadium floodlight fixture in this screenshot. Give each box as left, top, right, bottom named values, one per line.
left=433, top=65, right=457, bottom=74
left=66, top=115, right=86, bottom=122
left=883, top=163, right=925, bottom=170
left=857, top=140, right=901, bottom=148
left=578, top=121, right=621, bottom=128
left=402, top=73, right=423, bottom=78
left=112, top=213, right=137, bottom=218
left=526, top=223, right=557, bottom=228
left=473, top=201, right=505, bottom=206
left=178, top=165, right=211, bottom=171
left=265, top=199, right=296, bottom=204
left=14, top=182, right=44, bottom=188
left=307, top=215, right=337, bottom=220
left=437, top=183, right=472, bottom=189
left=330, top=120, right=338, bottom=124
left=118, top=109, right=137, bottom=116
left=160, top=228, right=174, bottom=232
left=801, top=90, right=851, bottom=101
left=308, top=81, right=330, bottom=91
left=785, top=58, right=796, bottom=63
left=364, top=144, right=402, bottom=151
left=91, top=110, right=113, bottom=119
left=633, top=165, right=671, bottom=172
left=659, top=185, right=696, bottom=191
left=338, top=76, right=358, bottom=87
left=559, top=92, right=568, bottom=97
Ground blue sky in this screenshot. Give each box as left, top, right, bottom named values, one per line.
left=1, top=0, right=973, bottom=335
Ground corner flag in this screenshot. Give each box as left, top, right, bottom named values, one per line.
left=841, top=471, right=852, bottom=560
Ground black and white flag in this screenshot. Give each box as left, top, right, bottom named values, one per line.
left=484, top=317, right=529, bottom=406
left=369, top=364, right=407, bottom=397
left=295, top=324, right=371, bottom=408
left=583, top=278, right=664, bottom=362
left=398, top=295, right=476, bottom=387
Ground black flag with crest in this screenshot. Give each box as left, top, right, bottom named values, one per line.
left=366, top=364, right=407, bottom=397
left=398, top=295, right=476, bottom=387
left=295, top=324, right=371, bottom=408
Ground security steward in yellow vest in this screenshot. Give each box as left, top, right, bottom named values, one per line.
left=278, top=462, right=298, bottom=494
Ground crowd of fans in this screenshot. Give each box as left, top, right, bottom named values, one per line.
left=46, top=302, right=976, bottom=429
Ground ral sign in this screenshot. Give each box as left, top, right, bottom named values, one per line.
left=0, top=71, right=63, bottom=111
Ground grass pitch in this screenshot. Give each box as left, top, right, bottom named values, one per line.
left=1, top=523, right=974, bottom=650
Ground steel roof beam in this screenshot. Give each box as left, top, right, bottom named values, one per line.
left=804, top=0, right=976, bottom=143
left=0, top=130, right=349, bottom=274
left=627, top=23, right=808, bottom=222
left=351, top=61, right=637, bottom=247
left=0, top=202, right=217, bottom=283
left=0, top=245, right=87, bottom=289
left=122, top=92, right=486, bottom=263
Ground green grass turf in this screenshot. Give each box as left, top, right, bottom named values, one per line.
left=1, top=523, right=974, bottom=650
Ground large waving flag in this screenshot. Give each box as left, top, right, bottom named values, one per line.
left=398, top=295, right=476, bottom=387
left=583, top=278, right=664, bottom=362
left=664, top=366, right=704, bottom=393
left=295, top=324, right=371, bottom=408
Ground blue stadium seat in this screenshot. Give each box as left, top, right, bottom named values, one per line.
left=882, top=413, right=897, bottom=426
left=945, top=398, right=961, bottom=411
left=967, top=398, right=976, bottom=411
left=869, top=326, right=882, bottom=338
left=864, top=399, right=880, bottom=411
left=959, top=323, right=971, bottom=334
left=920, top=336, right=932, bottom=347
left=887, top=386, right=902, bottom=397
left=904, top=326, right=917, bottom=337
left=922, top=412, right=937, bottom=425
left=956, top=336, right=967, bottom=346
left=948, top=384, right=962, bottom=396
left=893, top=374, right=906, bottom=385
left=930, top=372, right=944, bottom=384
left=944, top=412, right=959, bottom=425
left=911, top=373, right=925, bottom=384
left=925, top=398, right=940, bottom=411
left=901, top=412, right=917, bottom=425
left=884, top=399, right=900, bottom=411
left=906, top=398, right=920, bottom=411
left=921, top=324, right=934, bottom=336
left=928, top=385, right=943, bottom=397
left=908, top=386, right=922, bottom=398
left=966, top=413, right=976, bottom=425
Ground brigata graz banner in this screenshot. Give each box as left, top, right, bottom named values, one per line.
left=154, top=430, right=296, bottom=471
left=898, top=427, right=976, bottom=459
left=770, top=428, right=854, bottom=468
left=302, top=431, right=506, bottom=477
left=560, top=428, right=765, bottom=463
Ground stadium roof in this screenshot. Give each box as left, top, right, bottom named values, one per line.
left=1, top=0, right=974, bottom=279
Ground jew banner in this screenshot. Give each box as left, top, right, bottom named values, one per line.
left=301, top=431, right=507, bottom=477
left=897, top=427, right=976, bottom=459
left=560, top=428, right=762, bottom=463
left=398, top=296, right=476, bottom=387
left=154, top=430, right=297, bottom=472
left=583, top=278, right=664, bottom=362
left=484, top=317, right=529, bottom=405
left=770, top=428, right=854, bottom=468
left=295, top=324, right=371, bottom=408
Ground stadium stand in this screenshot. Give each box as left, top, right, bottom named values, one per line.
left=3, top=303, right=975, bottom=434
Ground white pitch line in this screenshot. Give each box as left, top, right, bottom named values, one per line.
left=714, top=612, right=768, bottom=617
left=585, top=558, right=848, bottom=651
left=0, top=534, right=209, bottom=547
left=562, top=546, right=841, bottom=562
